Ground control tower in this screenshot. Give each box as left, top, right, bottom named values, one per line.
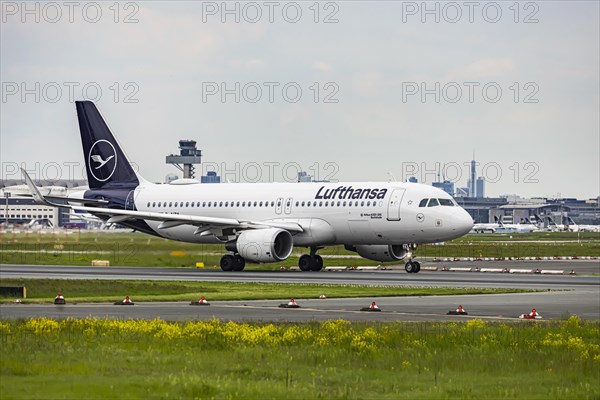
left=165, top=140, right=202, bottom=179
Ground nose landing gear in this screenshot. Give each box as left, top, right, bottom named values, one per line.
left=404, top=244, right=420, bottom=273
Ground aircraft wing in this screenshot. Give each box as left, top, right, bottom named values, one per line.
left=72, top=205, right=304, bottom=232
left=19, top=193, right=109, bottom=206
left=22, top=168, right=303, bottom=233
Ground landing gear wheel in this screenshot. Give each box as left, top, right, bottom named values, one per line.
left=220, top=254, right=236, bottom=271
left=414, top=261, right=421, bottom=273
left=405, top=261, right=421, bottom=273
left=233, top=255, right=246, bottom=271
left=299, top=255, right=312, bottom=271
left=310, top=255, right=323, bottom=271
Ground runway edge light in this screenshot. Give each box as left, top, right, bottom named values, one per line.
left=54, top=292, right=66, bottom=305
left=519, top=308, right=542, bottom=319
left=190, top=295, right=210, bottom=306
left=279, top=298, right=300, bottom=308
left=360, top=301, right=381, bottom=312
left=114, top=296, right=135, bottom=306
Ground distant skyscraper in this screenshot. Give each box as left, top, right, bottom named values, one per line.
left=476, top=177, right=485, bottom=198
left=469, top=158, right=477, bottom=197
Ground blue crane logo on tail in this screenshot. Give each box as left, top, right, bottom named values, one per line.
left=88, top=139, right=117, bottom=182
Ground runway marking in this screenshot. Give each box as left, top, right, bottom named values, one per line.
left=214, top=304, right=520, bottom=321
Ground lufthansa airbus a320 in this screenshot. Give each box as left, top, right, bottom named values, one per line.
left=23, top=101, right=473, bottom=273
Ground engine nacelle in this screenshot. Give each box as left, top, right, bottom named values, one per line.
left=347, top=244, right=408, bottom=262
left=231, top=228, right=293, bottom=263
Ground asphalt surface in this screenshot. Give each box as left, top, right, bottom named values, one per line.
left=1, top=262, right=598, bottom=321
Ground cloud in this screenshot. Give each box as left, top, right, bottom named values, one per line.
left=311, top=61, right=333, bottom=73
left=448, top=58, right=516, bottom=79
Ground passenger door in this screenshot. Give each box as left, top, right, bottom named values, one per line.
left=386, top=188, right=405, bottom=221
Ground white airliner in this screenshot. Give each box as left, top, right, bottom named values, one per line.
left=23, top=101, right=473, bottom=273
left=545, top=216, right=600, bottom=233
left=471, top=216, right=501, bottom=233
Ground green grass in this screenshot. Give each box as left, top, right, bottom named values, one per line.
left=1, top=231, right=598, bottom=268
left=1, top=317, right=598, bottom=399
left=0, top=278, right=536, bottom=303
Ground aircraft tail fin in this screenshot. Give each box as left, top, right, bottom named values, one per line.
left=76, top=101, right=139, bottom=190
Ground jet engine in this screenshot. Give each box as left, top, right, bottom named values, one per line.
left=345, top=244, right=408, bottom=262
left=229, top=228, right=294, bottom=263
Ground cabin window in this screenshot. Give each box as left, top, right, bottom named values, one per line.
left=419, top=199, right=428, bottom=207
left=301, top=201, right=305, bottom=207
left=325, top=201, right=329, bottom=207
left=152, top=202, right=156, bottom=207
left=147, top=202, right=150, bottom=207
left=169, top=202, right=172, bottom=207
left=270, top=201, right=274, bottom=207
left=319, top=201, right=323, bottom=207
left=185, top=202, right=189, bottom=207
left=343, top=201, right=347, bottom=206
left=307, top=201, right=311, bottom=207
left=218, top=202, right=222, bottom=207
left=438, top=198, right=454, bottom=206
left=427, top=198, right=439, bottom=207
left=207, top=202, right=211, bottom=207
left=361, top=201, right=364, bottom=207
left=202, top=202, right=206, bottom=207
left=196, top=202, right=200, bottom=207
left=261, top=201, right=265, bottom=207
left=295, top=201, right=299, bottom=207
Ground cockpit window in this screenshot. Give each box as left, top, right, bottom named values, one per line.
left=418, top=199, right=428, bottom=207
left=427, top=198, right=439, bottom=207
left=438, top=198, right=454, bottom=206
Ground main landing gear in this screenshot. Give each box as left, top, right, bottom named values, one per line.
left=298, top=246, right=323, bottom=272
left=404, top=260, right=421, bottom=273
left=220, top=254, right=246, bottom=272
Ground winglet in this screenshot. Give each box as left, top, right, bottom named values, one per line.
left=21, top=168, right=60, bottom=207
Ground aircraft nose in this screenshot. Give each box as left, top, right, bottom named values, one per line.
left=453, top=207, right=474, bottom=236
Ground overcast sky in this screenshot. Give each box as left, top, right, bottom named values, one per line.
left=1, top=1, right=598, bottom=199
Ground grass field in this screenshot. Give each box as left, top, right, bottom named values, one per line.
left=1, top=230, right=599, bottom=269
left=1, top=317, right=598, bottom=399
left=0, top=278, right=535, bottom=303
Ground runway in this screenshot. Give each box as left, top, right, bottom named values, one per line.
left=1, top=262, right=598, bottom=321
